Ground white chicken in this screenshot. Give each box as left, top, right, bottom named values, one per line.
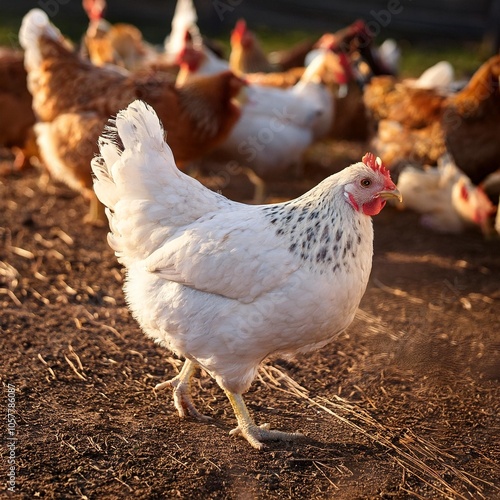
left=178, top=44, right=334, bottom=201
left=164, top=0, right=201, bottom=63
left=397, top=157, right=494, bottom=234
left=92, top=100, right=401, bottom=449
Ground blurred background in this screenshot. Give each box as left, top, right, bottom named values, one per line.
left=1, top=0, right=499, bottom=76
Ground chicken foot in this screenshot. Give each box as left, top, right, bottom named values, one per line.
left=155, top=359, right=211, bottom=421
left=225, top=391, right=303, bottom=449
left=83, top=192, right=106, bottom=226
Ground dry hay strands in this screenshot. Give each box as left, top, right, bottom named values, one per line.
left=258, top=363, right=498, bottom=500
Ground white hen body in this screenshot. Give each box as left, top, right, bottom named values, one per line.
left=92, top=101, right=374, bottom=395
left=397, top=157, right=490, bottom=233
left=183, top=52, right=332, bottom=177
left=216, top=74, right=331, bottom=178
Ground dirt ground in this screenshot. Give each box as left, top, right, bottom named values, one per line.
left=1, top=145, right=499, bottom=499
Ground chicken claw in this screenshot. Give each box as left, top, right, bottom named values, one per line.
left=155, top=359, right=211, bottom=422
left=225, top=392, right=303, bottom=450
left=229, top=423, right=303, bottom=450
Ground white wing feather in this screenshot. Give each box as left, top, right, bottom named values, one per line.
left=93, top=100, right=300, bottom=302
left=165, top=0, right=201, bottom=57
left=144, top=209, right=300, bottom=303
left=92, top=100, right=231, bottom=266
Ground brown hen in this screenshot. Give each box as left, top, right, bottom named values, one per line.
left=20, top=9, right=243, bottom=223
left=0, top=48, right=37, bottom=170
left=364, top=55, right=500, bottom=180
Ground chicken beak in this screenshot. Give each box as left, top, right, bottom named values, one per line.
left=378, top=188, right=402, bottom=203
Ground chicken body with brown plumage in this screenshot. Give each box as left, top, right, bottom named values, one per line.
left=0, top=48, right=37, bottom=169
left=82, top=0, right=159, bottom=71
left=364, top=55, right=500, bottom=182
left=229, top=19, right=274, bottom=75
left=92, top=99, right=401, bottom=449
left=20, top=9, right=243, bottom=222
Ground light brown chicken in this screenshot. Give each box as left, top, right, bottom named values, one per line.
left=364, top=55, right=500, bottom=180
left=0, top=48, right=38, bottom=170
left=20, top=9, right=243, bottom=223
left=228, top=19, right=274, bottom=75
left=82, top=0, right=158, bottom=70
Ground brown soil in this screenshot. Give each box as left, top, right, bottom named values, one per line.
left=1, top=145, right=499, bottom=499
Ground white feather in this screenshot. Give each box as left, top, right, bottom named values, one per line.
left=19, top=9, right=62, bottom=71
left=412, top=61, right=454, bottom=90
left=92, top=100, right=230, bottom=266
left=377, top=39, right=401, bottom=75
left=397, top=157, right=489, bottom=233
left=92, top=99, right=382, bottom=397
left=165, top=0, right=201, bottom=57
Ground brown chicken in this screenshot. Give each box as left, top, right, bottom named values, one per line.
left=443, top=55, right=500, bottom=186
left=229, top=18, right=394, bottom=79
left=364, top=55, right=500, bottom=179
left=0, top=48, right=37, bottom=170
left=20, top=9, right=243, bottom=223
left=363, top=76, right=445, bottom=128
left=82, top=0, right=158, bottom=70
left=229, top=19, right=274, bottom=75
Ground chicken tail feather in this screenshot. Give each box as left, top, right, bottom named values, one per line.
left=92, top=100, right=226, bottom=266
left=20, top=9, right=62, bottom=70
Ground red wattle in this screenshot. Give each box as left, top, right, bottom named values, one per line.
left=362, top=198, right=386, bottom=216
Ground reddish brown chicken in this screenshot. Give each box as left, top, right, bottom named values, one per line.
left=0, top=48, right=37, bottom=170
left=82, top=0, right=157, bottom=70
left=20, top=9, right=243, bottom=223
left=443, top=55, right=500, bottom=186
left=364, top=55, right=500, bottom=180
left=229, top=19, right=274, bottom=75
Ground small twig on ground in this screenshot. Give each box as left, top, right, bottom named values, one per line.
left=373, top=279, right=425, bottom=305
left=64, top=355, right=87, bottom=381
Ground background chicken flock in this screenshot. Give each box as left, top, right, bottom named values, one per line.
left=0, top=0, right=499, bottom=237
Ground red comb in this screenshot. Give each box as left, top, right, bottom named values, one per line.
left=351, top=19, right=369, bottom=38
left=83, top=0, right=106, bottom=21
left=232, top=19, right=247, bottom=42
left=362, top=152, right=389, bottom=177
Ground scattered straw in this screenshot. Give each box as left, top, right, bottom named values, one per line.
left=374, top=279, right=426, bottom=305
left=259, top=364, right=497, bottom=499
left=0, top=288, right=22, bottom=307
left=37, top=353, right=56, bottom=380
left=10, top=246, right=35, bottom=259
left=64, top=355, right=87, bottom=381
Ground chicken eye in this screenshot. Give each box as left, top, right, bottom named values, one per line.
left=360, top=178, right=372, bottom=187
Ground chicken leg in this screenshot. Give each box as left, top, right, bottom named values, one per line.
left=225, top=391, right=303, bottom=449
left=83, top=192, right=106, bottom=226
left=155, top=359, right=210, bottom=421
